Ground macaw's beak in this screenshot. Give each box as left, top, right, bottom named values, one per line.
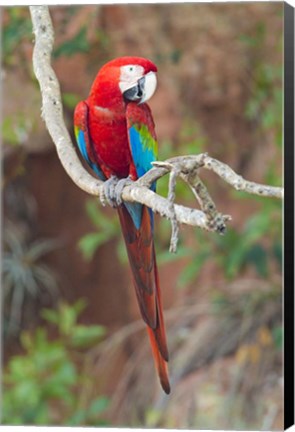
left=123, top=71, right=157, bottom=104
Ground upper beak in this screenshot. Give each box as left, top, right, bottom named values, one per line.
left=123, top=71, right=157, bottom=104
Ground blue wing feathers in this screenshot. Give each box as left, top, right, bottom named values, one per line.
left=129, top=126, right=156, bottom=178
left=74, top=101, right=105, bottom=181
left=77, top=130, right=90, bottom=164
left=125, top=107, right=158, bottom=230
left=76, top=130, right=105, bottom=180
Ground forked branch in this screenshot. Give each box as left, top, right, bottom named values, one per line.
left=29, top=6, right=283, bottom=252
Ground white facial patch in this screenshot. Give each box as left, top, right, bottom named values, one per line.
left=119, top=64, right=145, bottom=93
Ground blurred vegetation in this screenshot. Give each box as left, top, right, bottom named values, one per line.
left=2, top=113, right=33, bottom=146
left=241, top=22, right=283, bottom=148
left=3, top=224, right=59, bottom=337
left=53, top=27, right=89, bottom=59
left=2, top=300, right=108, bottom=426
left=2, top=8, right=32, bottom=66
left=2, top=4, right=283, bottom=430
left=78, top=200, right=120, bottom=262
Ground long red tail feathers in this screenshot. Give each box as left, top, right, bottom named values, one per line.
left=150, top=254, right=170, bottom=394
left=118, top=205, right=171, bottom=394
left=147, top=326, right=171, bottom=394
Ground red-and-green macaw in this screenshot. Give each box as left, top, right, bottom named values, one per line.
left=74, top=57, right=170, bottom=394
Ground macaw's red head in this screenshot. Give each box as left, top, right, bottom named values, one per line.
left=89, top=56, right=158, bottom=108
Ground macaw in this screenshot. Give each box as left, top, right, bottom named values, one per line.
left=74, top=57, right=170, bottom=394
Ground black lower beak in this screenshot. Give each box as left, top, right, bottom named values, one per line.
left=123, top=76, right=145, bottom=102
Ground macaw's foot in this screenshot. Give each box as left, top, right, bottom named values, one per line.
left=115, top=177, right=133, bottom=206
left=102, top=176, right=119, bottom=208
left=102, top=176, right=133, bottom=208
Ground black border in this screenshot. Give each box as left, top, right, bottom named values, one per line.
left=284, top=2, right=295, bottom=429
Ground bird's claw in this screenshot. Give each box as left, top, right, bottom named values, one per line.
left=115, top=177, right=133, bottom=206
left=102, top=176, right=119, bottom=208
left=102, top=176, right=133, bottom=208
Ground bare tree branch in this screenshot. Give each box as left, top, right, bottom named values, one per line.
left=29, top=6, right=283, bottom=246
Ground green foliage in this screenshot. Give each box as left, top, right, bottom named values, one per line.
left=183, top=195, right=281, bottom=285
left=2, top=7, right=32, bottom=65
left=2, top=301, right=108, bottom=426
left=53, top=27, right=89, bottom=58
left=67, top=396, right=109, bottom=426
left=78, top=199, right=120, bottom=261
left=2, top=113, right=33, bottom=146
left=245, top=63, right=282, bottom=147
left=215, top=203, right=281, bottom=279
left=41, top=300, right=106, bottom=347
left=239, top=22, right=266, bottom=48
left=241, top=22, right=283, bottom=148
left=178, top=246, right=211, bottom=287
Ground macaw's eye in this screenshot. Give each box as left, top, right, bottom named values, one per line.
left=121, top=64, right=144, bottom=78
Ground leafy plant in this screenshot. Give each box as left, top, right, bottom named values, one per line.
left=41, top=299, right=106, bottom=348
left=2, top=225, right=60, bottom=335
left=2, top=300, right=108, bottom=426
left=78, top=199, right=120, bottom=261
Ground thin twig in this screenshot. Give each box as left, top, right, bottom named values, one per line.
left=167, top=167, right=180, bottom=253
